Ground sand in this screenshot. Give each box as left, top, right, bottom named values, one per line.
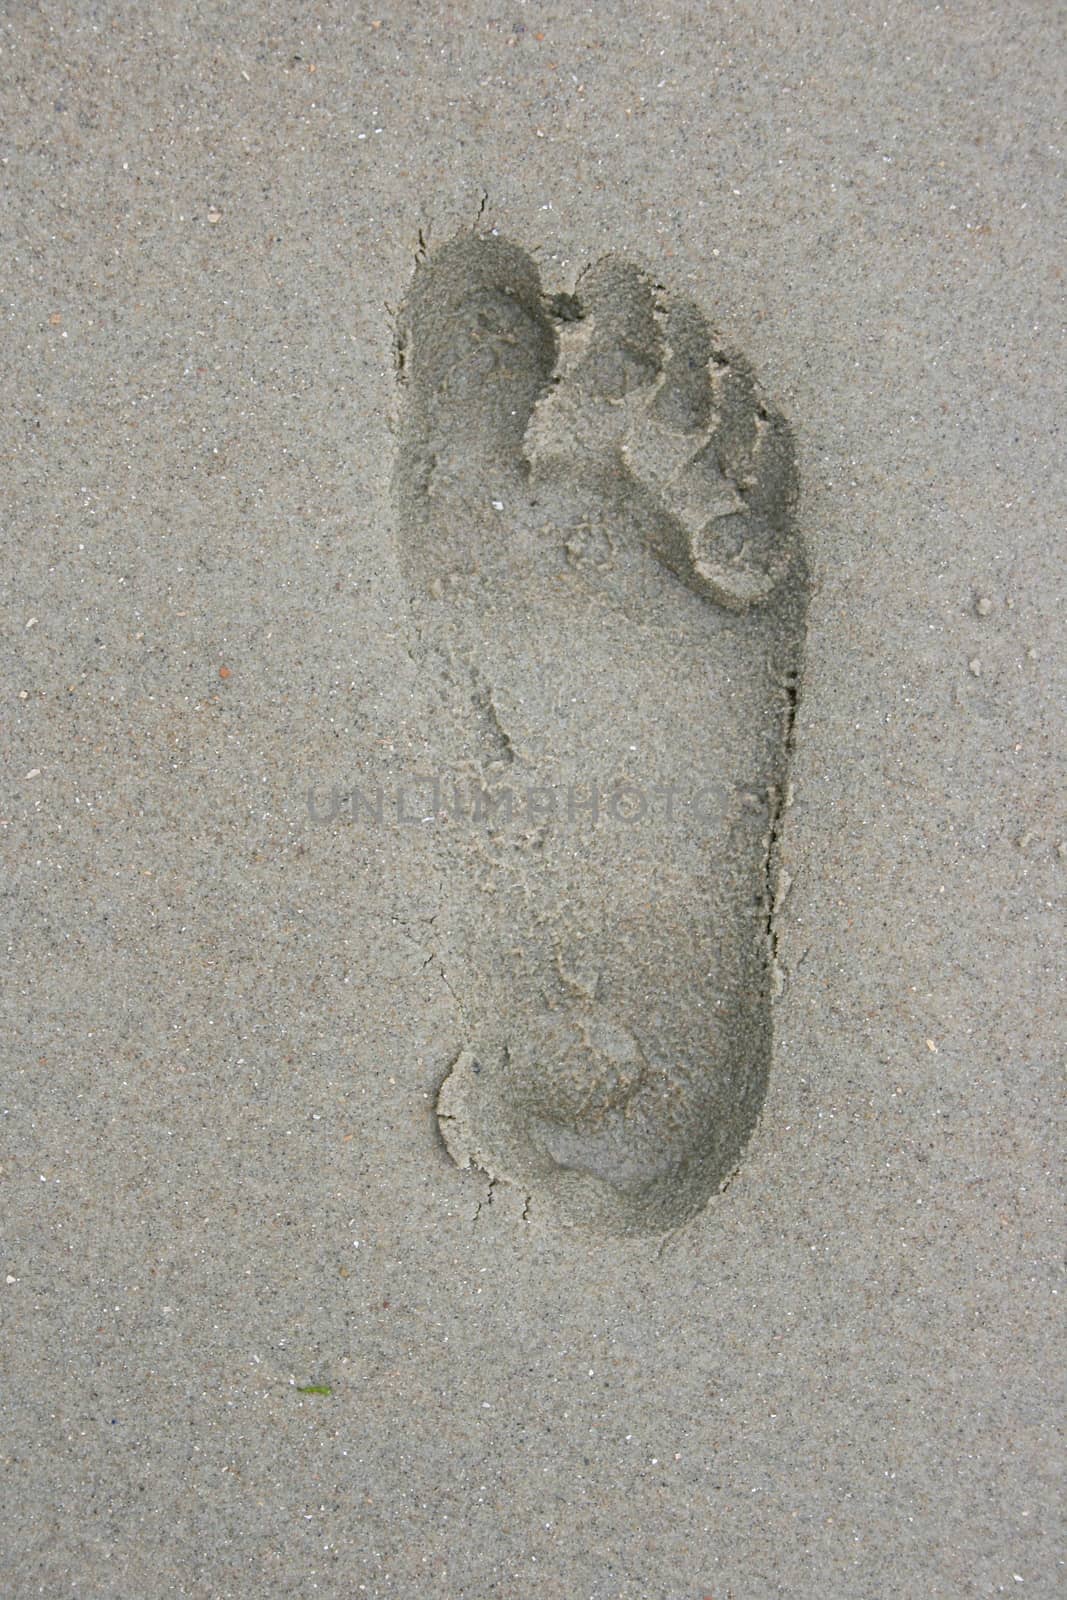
left=2, top=2, right=1063, bottom=1596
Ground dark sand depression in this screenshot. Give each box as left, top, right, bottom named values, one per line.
left=395, top=233, right=807, bottom=1231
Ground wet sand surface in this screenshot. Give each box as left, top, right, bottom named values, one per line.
left=2, top=3, right=1063, bottom=1595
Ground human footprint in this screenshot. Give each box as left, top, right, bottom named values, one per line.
left=393, top=232, right=808, bottom=1233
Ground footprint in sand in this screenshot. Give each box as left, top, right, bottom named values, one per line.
left=393, top=232, right=808, bottom=1234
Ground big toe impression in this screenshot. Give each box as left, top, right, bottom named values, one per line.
left=399, top=232, right=557, bottom=464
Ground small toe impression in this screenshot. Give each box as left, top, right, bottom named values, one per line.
left=575, top=256, right=663, bottom=399
left=623, top=333, right=800, bottom=612
left=742, top=408, right=799, bottom=524
left=689, top=510, right=788, bottom=612
left=651, top=301, right=714, bottom=433
left=709, top=357, right=761, bottom=487
left=525, top=256, right=665, bottom=465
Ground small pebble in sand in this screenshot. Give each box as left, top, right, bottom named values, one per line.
left=219, top=665, right=232, bottom=679
left=975, top=595, right=993, bottom=616
left=25, top=617, right=37, bottom=630
left=968, top=658, right=982, bottom=677
left=24, top=768, right=41, bottom=780
left=207, top=207, right=222, bottom=224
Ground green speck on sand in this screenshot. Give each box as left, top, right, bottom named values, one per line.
left=296, top=1384, right=332, bottom=1396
